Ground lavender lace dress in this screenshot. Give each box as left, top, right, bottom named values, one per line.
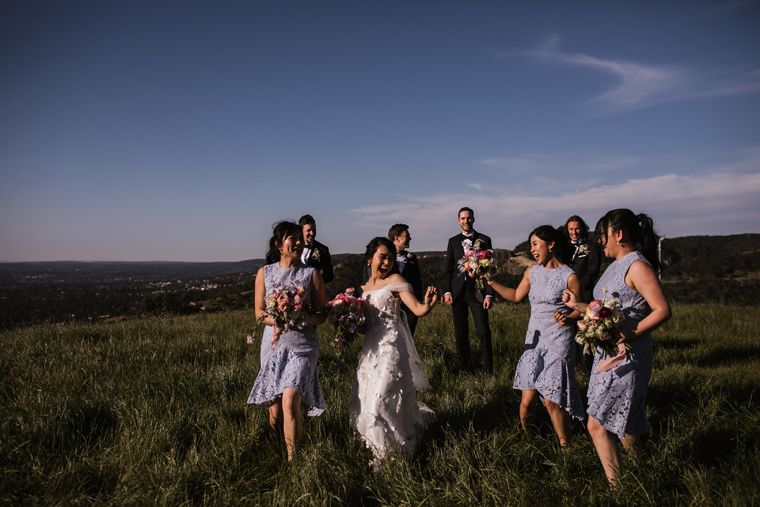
left=247, top=263, right=326, bottom=417
left=587, top=251, right=653, bottom=438
left=348, top=283, right=435, bottom=461
left=513, top=264, right=585, bottom=420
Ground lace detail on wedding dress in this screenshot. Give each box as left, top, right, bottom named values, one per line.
left=348, top=282, right=435, bottom=462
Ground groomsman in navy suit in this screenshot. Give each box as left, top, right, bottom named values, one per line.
left=299, top=214, right=334, bottom=284
left=443, top=207, right=494, bottom=374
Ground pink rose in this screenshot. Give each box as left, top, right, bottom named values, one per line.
left=477, top=250, right=488, bottom=259
left=577, top=320, right=587, bottom=332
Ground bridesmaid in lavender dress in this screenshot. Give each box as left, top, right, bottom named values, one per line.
left=564, top=209, right=671, bottom=486
left=248, top=221, right=327, bottom=462
left=486, top=225, right=584, bottom=447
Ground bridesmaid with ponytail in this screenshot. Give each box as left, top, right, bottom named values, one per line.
left=563, top=209, right=671, bottom=486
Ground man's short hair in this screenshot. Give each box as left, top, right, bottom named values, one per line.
left=388, top=223, right=409, bottom=241
left=298, top=214, right=316, bottom=228
left=458, top=206, right=474, bottom=217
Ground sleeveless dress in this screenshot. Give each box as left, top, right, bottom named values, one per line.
left=247, top=263, right=326, bottom=417
left=513, top=264, right=585, bottom=420
left=587, top=251, right=652, bottom=438
left=348, top=282, right=435, bottom=461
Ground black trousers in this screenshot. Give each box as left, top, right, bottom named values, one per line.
left=451, top=292, right=492, bottom=374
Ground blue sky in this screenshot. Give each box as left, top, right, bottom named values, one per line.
left=1, top=0, right=759, bottom=262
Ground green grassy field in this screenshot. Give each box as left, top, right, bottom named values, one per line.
left=1, top=303, right=758, bottom=505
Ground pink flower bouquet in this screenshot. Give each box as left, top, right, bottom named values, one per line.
left=575, top=287, right=630, bottom=371
left=457, top=238, right=498, bottom=289
left=259, top=282, right=310, bottom=348
left=326, top=287, right=366, bottom=350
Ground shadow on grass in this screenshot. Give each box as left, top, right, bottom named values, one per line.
left=656, top=337, right=700, bottom=349
left=695, top=345, right=760, bottom=367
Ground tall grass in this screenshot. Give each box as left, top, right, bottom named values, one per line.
left=1, top=303, right=758, bottom=505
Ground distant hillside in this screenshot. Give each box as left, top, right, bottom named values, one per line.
left=661, top=234, right=760, bottom=279
left=1, top=234, right=758, bottom=329
left=0, top=260, right=265, bottom=285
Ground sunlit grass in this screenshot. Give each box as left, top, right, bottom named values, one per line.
left=1, top=303, right=758, bottom=505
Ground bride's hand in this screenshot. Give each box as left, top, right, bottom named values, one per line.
left=424, top=286, right=439, bottom=307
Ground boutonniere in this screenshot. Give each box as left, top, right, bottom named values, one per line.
left=577, top=244, right=590, bottom=255
left=311, top=249, right=320, bottom=261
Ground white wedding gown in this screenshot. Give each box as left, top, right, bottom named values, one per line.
left=348, top=282, right=436, bottom=462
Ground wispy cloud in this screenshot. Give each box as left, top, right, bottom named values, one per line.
left=483, top=153, right=641, bottom=174
left=351, top=152, right=760, bottom=250
left=507, top=34, right=760, bottom=114
left=467, top=183, right=483, bottom=190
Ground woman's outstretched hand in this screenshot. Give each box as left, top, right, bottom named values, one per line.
left=424, top=286, right=439, bottom=308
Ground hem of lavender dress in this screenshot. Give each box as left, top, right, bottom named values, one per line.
left=586, top=409, right=649, bottom=439
left=513, top=351, right=585, bottom=420
left=247, top=387, right=326, bottom=417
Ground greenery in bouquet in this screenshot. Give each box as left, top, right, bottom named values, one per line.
left=575, top=287, right=629, bottom=356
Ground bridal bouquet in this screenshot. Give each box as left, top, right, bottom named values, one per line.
left=458, top=238, right=498, bottom=289
left=326, top=287, right=366, bottom=350
left=575, top=287, right=628, bottom=358
left=259, top=282, right=310, bottom=348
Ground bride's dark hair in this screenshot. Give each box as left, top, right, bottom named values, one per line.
left=595, top=209, right=660, bottom=272
left=266, top=221, right=302, bottom=264
left=365, top=237, right=396, bottom=263
left=529, top=225, right=568, bottom=260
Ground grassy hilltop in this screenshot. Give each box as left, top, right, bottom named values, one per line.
left=1, top=303, right=759, bottom=505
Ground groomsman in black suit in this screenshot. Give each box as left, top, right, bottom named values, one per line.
left=561, top=215, right=601, bottom=376
left=388, top=223, right=423, bottom=336
left=443, top=207, right=494, bottom=374
left=561, top=215, right=601, bottom=303
left=298, top=214, right=334, bottom=284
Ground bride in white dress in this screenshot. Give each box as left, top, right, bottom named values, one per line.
left=349, top=237, right=439, bottom=464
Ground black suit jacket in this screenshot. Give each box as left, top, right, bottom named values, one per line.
left=304, top=240, right=334, bottom=284
left=563, top=240, right=601, bottom=302
left=443, top=231, right=494, bottom=300
left=397, top=251, right=423, bottom=301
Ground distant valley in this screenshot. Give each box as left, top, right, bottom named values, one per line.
left=2, top=234, right=759, bottom=329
